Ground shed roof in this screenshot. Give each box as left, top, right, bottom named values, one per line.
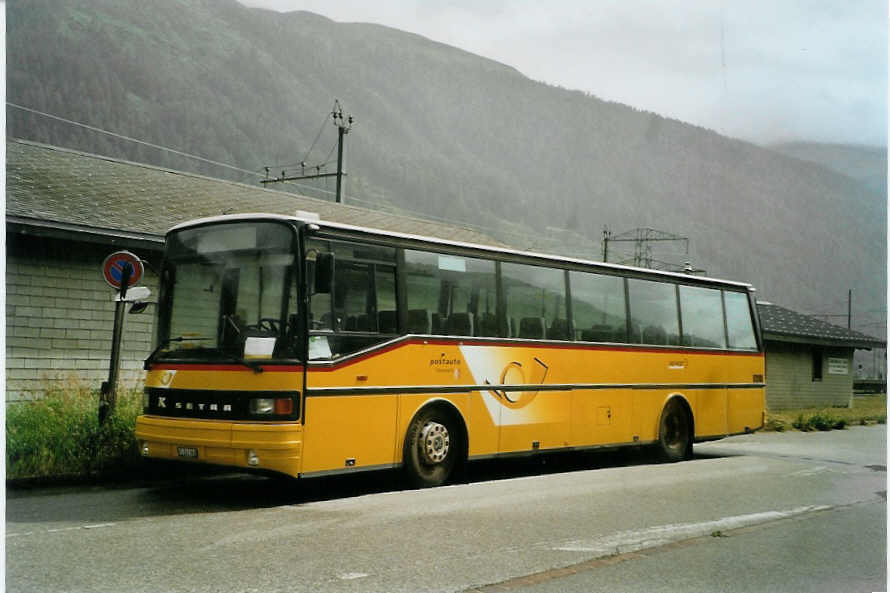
left=757, top=302, right=885, bottom=350
left=5, top=138, right=504, bottom=248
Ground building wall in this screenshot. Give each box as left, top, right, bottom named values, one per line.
left=764, top=341, right=854, bottom=409
left=6, top=234, right=161, bottom=401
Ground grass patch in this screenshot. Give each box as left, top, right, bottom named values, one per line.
left=766, top=394, right=886, bottom=432
left=6, top=385, right=143, bottom=481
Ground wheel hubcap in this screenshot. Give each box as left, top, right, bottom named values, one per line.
left=420, top=421, right=450, bottom=464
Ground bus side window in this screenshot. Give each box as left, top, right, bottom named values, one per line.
left=570, top=271, right=626, bottom=343
left=627, top=279, right=680, bottom=346
left=306, top=238, right=397, bottom=357
left=502, top=262, right=568, bottom=340
left=404, top=249, right=496, bottom=337
left=679, top=285, right=726, bottom=348
left=724, top=291, right=757, bottom=350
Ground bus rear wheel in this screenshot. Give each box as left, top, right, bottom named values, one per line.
left=657, top=399, right=692, bottom=462
left=403, top=408, right=459, bottom=488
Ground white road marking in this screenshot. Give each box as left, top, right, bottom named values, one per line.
left=553, top=505, right=832, bottom=554
left=47, top=527, right=82, bottom=533
left=338, top=572, right=370, bottom=580
left=6, top=532, right=33, bottom=538
left=32, top=523, right=118, bottom=535
left=788, top=466, right=829, bottom=477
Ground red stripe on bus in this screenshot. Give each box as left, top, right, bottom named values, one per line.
left=148, top=364, right=304, bottom=372
left=308, top=337, right=763, bottom=371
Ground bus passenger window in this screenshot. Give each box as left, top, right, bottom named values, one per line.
left=502, top=262, right=568, bottom=340
left=679, top=285, right=726, bottom=348
left=724, top=291, right=757, bottom=350
left=627, top=279, right=680, bottom=346
left=570, top=271, right=626, bottom=343
left=305, top=238, right=397, bottom=357
left=404, top=249, right=496, bottom=337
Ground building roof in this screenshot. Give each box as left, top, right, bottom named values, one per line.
left=757, top=302, right=885, bottom=350
left=5, top=138, right=505, bottom=249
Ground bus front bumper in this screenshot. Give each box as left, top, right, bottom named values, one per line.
left=135, top=415, right=302, bottom=477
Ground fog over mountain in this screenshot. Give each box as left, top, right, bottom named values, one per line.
left=7, top=0, right=886, bottom=335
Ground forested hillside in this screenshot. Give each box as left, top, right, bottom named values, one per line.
left=6, top=0, right=886, bottom=327
left=770, top=142, right=887, bottom=196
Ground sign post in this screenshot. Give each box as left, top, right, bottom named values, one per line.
left=99, top=251, right=144, bottom=424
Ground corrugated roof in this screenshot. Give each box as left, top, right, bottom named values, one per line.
left=757, top=302, right=885, bottom=349
left=5, top=138, right=505, bottom=247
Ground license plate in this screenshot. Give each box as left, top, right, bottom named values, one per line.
left=177, top=447, right=198, bottom=459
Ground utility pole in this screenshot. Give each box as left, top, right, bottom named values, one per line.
left=848, top=289, right=852, bottom=329
left=602, top=226, right=611, bottom=262
left=261, top=100, right=354, bottom=204
left=332, top=101, right=352, bottom=204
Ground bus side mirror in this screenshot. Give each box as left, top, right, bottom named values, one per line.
left=314, top=252, right=334, bottom=294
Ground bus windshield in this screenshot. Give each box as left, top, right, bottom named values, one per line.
left=155, top=221, right=301, bottom=362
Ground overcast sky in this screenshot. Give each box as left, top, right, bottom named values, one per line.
left=239, top=0, right=886, bottom=147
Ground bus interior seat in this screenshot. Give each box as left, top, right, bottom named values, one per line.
left=477, top=312, right=498, bottom=337
left=445, top=312, right=474, bottom=336
left=378, top=310, right=397, bottom=333
left=582, top=324, right=613, bottom=342
left=642, top=325, right=667, bottom=345
left=519, top=317, right=546, bottom=339
left=612, top=326, right=629, bottom=343
left=406, top=309, right=432, bottom=334
left=355, top=314, right=371, bottom=332
left=548, top=318, right=570, bottom=340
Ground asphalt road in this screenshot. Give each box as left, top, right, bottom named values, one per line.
left=6, top=426, right=886, bottom=593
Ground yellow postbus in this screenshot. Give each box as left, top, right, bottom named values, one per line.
left=135, top=213, right=765, bottom=487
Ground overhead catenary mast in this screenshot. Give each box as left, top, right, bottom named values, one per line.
left=261, top=100, right=354, bottom=204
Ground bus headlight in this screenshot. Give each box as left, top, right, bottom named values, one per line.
left=249, top=397, right=294, bottom=416
left=249, top=398, right=275, bottom=415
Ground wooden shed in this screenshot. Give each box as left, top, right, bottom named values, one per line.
left=757, top=302, right=885, bottom=409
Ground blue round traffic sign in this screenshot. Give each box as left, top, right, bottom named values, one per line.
left=102, top=251, right=143, bottom=289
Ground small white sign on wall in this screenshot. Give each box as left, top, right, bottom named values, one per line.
left=827, top=357, right=849, bottom=375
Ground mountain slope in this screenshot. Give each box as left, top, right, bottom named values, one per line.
left=770, top=142, right=887, bottom=195
left=6, top=0, right=886, bottom=328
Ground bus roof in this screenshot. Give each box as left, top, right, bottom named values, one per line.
left=169, top=212, right=755, bottom=291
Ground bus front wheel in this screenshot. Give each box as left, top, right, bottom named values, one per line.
left=403, top=407, right=459, bottom=488
left=657, top=399, right=692, bottom=462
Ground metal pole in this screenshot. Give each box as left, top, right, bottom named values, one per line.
left=100, top=263, right=131, bottom=424
left=335, top=124, right=345, bottom=204
left=847, top=289, right=852, bottom=330
left=602, top=227, right=609, bottom=262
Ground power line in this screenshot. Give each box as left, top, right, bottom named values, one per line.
left=7, top=100, right=597, bottom=248
left=302, top=108, right=333, bottom=165
left=7, top=102, right=264, bottom=180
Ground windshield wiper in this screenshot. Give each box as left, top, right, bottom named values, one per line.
left=144, top=336, right=211, bottom=369
left=214, top=354, right=265, bottom=374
